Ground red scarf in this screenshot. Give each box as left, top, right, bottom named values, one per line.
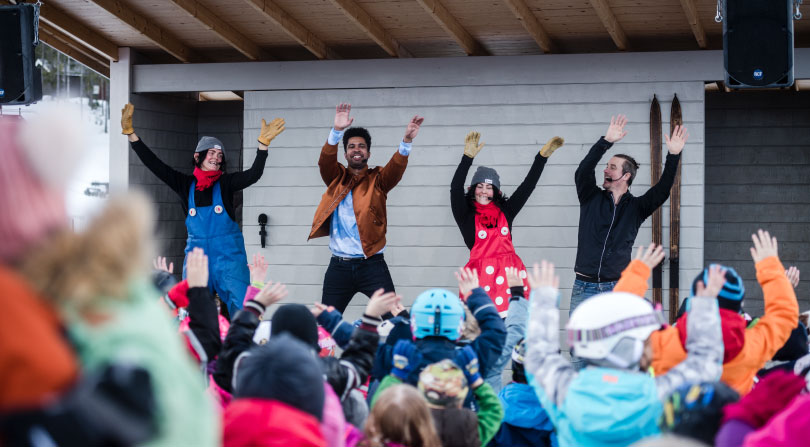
left=474, top=201, right=501, bottom=228
left=193, top=167, right=223, bottom=191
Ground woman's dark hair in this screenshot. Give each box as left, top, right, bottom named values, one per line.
left=511, top=361, right=527, bottom=384
left=192, top=149, right=227, bottom=172
left=465, top=184, right=509, bottom=209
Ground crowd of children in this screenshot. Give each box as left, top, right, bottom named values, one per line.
left=2, top=111, right=809, bottom=447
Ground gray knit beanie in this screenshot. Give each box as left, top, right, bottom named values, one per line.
left=470, top=166, right=500, bottom=190
left=195, top=136, right=224, bottom=153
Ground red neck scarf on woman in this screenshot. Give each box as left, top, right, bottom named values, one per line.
left=474, top=201, right=501, bottom=228
left=193, top=167, right=223, bottom=191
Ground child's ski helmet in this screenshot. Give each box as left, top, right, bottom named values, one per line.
left=567, top=292, right=664, bottom=369
left=411, top=289, right=465, bottom=340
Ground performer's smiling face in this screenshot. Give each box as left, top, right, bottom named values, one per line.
left=474, top=183, right=494, bottom=204
left=344, top=136, right=369, bottom=169
left=603, top=156, right=627, bottom=190
left=197, top=148, right=224, bottom=172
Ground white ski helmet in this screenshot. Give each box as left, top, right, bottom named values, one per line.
left=567, top=292, right=665, bottom=369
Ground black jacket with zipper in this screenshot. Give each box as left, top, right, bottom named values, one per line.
left=574, top=137, right=681, bottom=281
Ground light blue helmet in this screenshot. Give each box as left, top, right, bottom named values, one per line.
left=410, top=289, right=465, bottom=340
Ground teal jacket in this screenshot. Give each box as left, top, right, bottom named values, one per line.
left=66, top=279, right=219, bottom=447
left=524, top=287, right=723, bottom=447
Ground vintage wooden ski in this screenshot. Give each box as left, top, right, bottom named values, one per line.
left=650, top=95, right=663, bottom=307
left=669, top=94, right=683, bottom=323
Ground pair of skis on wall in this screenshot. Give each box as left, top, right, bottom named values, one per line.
left=650, top=94, right=681, bottom=324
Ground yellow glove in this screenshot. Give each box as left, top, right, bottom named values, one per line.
left=464, top=131, right=484, bottom=158
left=121, top=103, right=134, bottom=135
left=258, top=118, right=285, bottom=146
left=539, top=136, right=564, bottom=158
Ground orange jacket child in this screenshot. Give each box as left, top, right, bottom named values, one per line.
left=0, top=266, right=78, bottom=410
left=614, top=256, right=798, bottom=395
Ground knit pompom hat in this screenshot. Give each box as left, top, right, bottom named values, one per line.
left=234, top=333, right=325, bottom=420
left=0, top=107, right=84, bottom=263
left=418, top=359, right=469, bottom=408
left=659, top=381, right=739, bottom=445
left=271, top=304, right=319, bottom=350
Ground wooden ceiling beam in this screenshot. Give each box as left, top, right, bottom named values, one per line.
left=7, top=0, right=119, bottom=61
left=243, top=0, right=337, bottom=59
left=39, top=22, right=110, bottom=67
left=38, top=24, right=111, bottom=77
left=589, top=0, right=630, bottom=51
left=87, top=0, right=199, bottom=63
left=502, top=0, right=556, bottom=53
left=327, top=0, right=412, bottom=58
left=415, top=0, right=485, bottom=56
left=678, top=0, right=707, bottom=49
left=169, top=0, right=271, bottom=61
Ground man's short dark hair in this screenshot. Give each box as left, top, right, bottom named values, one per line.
left=343, top=127, right=371, bottom=152
left=614, top=154, right=639, bottom=186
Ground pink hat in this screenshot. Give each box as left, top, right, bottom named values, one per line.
left=0, top=116, right=68, bottom=262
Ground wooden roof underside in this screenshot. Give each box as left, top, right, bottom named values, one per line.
left=8, top=0, right=810, bottom=78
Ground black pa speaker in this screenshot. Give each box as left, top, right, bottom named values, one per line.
left=723, top=0, right=794, bottom=89
left=0, top=4, right=42, bottom=105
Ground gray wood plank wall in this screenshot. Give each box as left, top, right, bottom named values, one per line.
left=198, top=101, right=245, bottom=227
left=705, top=91, right=810, bottom=317
left=129, top=93, right=198, bottom=273
left=243, top=81, right=706, bottom=345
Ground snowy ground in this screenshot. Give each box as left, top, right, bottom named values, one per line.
left=3, top=97, right=110, bottom=230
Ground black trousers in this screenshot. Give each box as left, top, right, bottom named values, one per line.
left=321, top=253, right=395, bottom=314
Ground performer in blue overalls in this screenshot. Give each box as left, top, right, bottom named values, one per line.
left=121, top=103, right=285, bottom=316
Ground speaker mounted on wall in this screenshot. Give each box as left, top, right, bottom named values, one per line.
left=723, top=0, right=797, bottom=89
left=0, top=3, right=43, bottom=105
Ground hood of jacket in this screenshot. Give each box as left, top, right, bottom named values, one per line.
left=677, top=308, right=746, bottom=363
left=224, top=398, right=326, bottom=447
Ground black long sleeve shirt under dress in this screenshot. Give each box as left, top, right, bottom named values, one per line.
left=450, top=153, right=549, bottom=250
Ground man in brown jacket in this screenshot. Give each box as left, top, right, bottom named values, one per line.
left=309, top=103, right=424, bottom=313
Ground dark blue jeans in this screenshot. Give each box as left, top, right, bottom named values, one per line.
left=322, top=254, right=395, bottom=314
left=569, top=278, right=617, bottom=370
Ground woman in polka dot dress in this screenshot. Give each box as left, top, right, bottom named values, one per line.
left=450, top=131, right=564, bottom=316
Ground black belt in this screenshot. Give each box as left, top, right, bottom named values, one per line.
left=575, top=273, right=619, bottom=283
left=331, top=253, right=384, bottom=263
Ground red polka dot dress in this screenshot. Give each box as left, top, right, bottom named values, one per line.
left=463, top=203, right=530, bottom=316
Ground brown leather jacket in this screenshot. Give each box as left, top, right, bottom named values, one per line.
left=308, top=142, right=408, bottom=257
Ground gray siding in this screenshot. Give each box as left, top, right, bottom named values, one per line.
left=243, top=81, right=706, bottom=337
left=705, top=91, right=810, bottom=317
left=198, top=101, right=245, bottom=226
